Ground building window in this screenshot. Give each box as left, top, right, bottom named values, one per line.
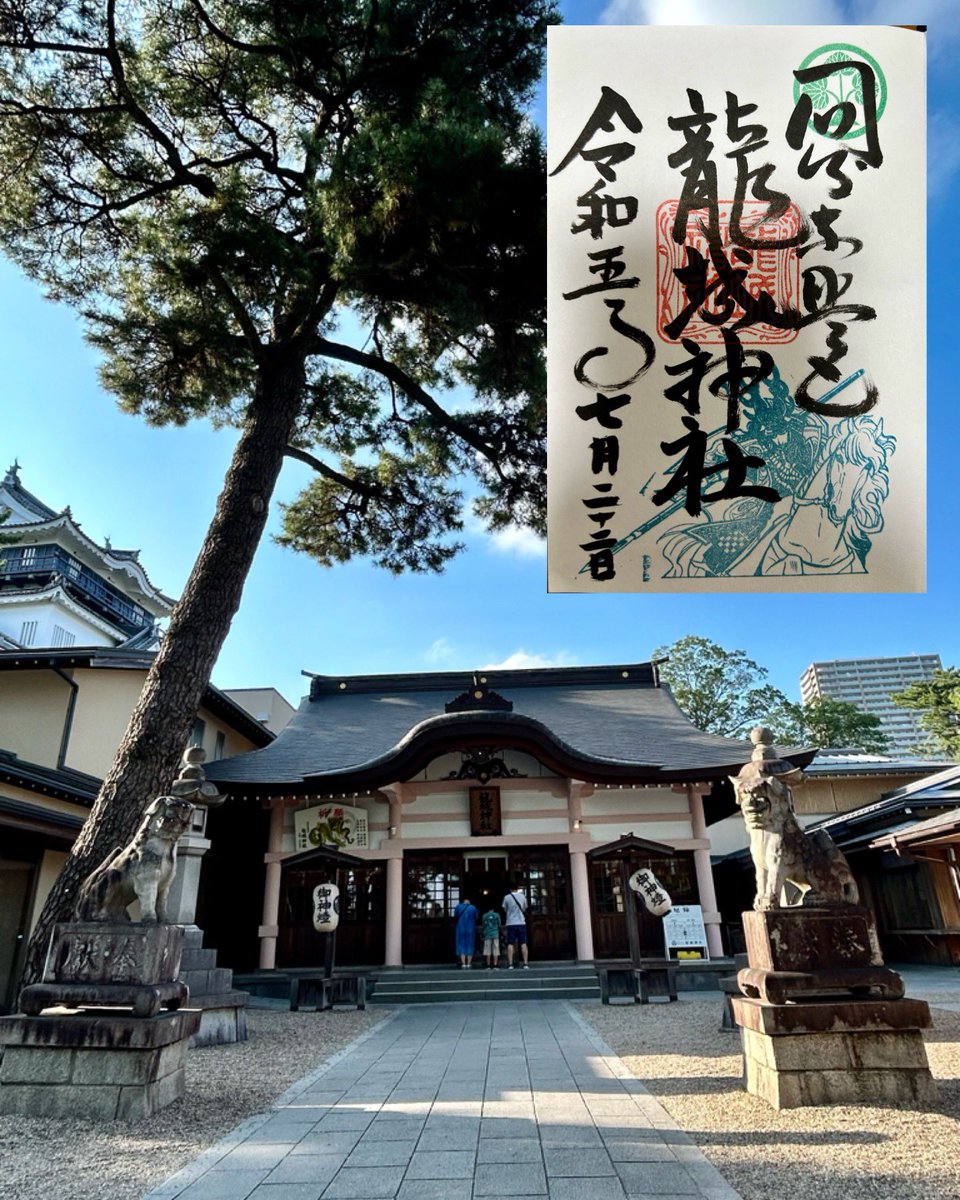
left=19, top=620, right=37, bottom=646
left=51, top=625, right=75, bottom=648
left=213, top=731, right=225, bottom=760
left=406, top=855, right=462, bottom=919
left=190, top=718, right=206, bottom=750
left=20, top=546, right=36, bottom=568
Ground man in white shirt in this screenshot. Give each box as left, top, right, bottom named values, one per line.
left=502, top=887, right=529, bottom=969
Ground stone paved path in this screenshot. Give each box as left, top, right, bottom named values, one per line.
left=142, top=1001, right=741, bottom=1200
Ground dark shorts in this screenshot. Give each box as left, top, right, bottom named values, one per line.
left=506, top=924, right=527, bottom=946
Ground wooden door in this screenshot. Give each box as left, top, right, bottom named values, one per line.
left=403, top=850, right=464, bottom=964
left=590, top=853, right=697, bottom=960
left=509, top=848, right=576, bottom=960
left=278, top=864, right=385, bottom=968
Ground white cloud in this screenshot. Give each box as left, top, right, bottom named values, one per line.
left=601, top=0, right=847, bottom=25
left=481, top=649, right=580, bottom=670
left=601, top=0, right=958, bottom=57
left=426, top=637, right=456, bottom=664
left=486, top=525, right=547, bottom=559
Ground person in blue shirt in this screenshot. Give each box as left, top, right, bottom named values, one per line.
left=453, top=896, right=478, bottom=968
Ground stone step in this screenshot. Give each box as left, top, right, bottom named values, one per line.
left=368, top=967, right=601, bottom=1004
left=374, top=972, right=594, bottom=988
left=179, top=967, right=235, bottom=997
left=179, top=947, right=218, bottom=971
left=370, top=983, right=601, bottom=1004
left=234, top=962, right=730, bottom=1005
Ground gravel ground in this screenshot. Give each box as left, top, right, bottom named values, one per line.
left=580, top=997, right=960, bottom=1200
left=2, top=997, right=957, bottom=1200
left=0, top=1006, right=386, bottom=1200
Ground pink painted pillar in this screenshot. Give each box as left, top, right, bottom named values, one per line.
left=258, top=801, right=285, bottom=969
left=688, top=787, right=725, bottom=958
left=380, top=783, right=405, bottom=967
left=570, top=849, right=595, bottom=961
left=385, top=854, right=404, bottom=966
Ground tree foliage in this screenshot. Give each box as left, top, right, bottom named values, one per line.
left=0, top=0, right=552, bottom=568
left=652, top=635, right=790, bottom=739
left=765, top=697, right=889, bottom=753
left=0, top=0, right=557, bottom=986
left=891, top=668, right=960, bottom=759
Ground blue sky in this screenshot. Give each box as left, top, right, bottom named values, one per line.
left=2, top=1, right=956, bottom=709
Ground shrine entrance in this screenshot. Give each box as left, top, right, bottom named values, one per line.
left=402, top=845, right=577, bottom=964
left=464, top=850, right=509, bottom=917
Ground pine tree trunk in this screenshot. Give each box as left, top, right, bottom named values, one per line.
left=19, top=354, right=307, bottom=992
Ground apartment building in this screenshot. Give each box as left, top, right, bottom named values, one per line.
left=800, top=655, right=942, bottom=755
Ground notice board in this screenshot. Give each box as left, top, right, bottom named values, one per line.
left=661, top=904, right=709, bottom=960
left=547, top=25, right=925, bottom=593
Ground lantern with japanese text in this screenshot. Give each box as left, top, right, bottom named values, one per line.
left=312, top=882, right=340, bottom=932
left=628, top=868, right=672, bottom=917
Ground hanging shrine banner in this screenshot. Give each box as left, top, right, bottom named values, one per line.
left=547, top=25, right=925, bottom=593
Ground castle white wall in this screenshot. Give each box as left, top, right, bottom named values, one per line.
left=0, top=596, right=114, bottom=649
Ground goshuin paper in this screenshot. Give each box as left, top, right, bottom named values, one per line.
left=547, top=26, right=925, bottom=593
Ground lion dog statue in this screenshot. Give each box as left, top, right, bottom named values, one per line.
left=75, top=795, right=195, bottom=923
left=733, top=728, right=859, bottom=911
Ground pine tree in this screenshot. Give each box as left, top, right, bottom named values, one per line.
left=0, top=0, right=556, bottom=987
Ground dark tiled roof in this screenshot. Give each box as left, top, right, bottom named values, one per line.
left=0, top=794, right=87, bottom=836
left=1, top=466, right=57, bottom=520
left=869, top=805, right=960, bottom=849
left=0, top=750, right=100, bottom=806
left=206, top=663, right=814, bottom=795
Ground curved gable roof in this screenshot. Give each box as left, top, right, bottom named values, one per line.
left=207, top=663, right=814, bottom=795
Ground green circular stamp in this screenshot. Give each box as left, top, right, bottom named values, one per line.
left=792, top=43, right=887, bottom=141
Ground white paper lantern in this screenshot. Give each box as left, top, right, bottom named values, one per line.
left=312, top=882, right=340, bottom=932
left=628, top=868, right=672, bottom=917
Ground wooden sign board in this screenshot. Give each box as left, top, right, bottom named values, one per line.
left=469, top=787, right=502, bottom=836
left=662, top=904, right=709, bottom=960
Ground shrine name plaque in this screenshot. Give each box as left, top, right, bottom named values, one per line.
left=469, top=787, right=502, bottom=836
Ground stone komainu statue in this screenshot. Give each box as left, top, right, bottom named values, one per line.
left=75, top=795, right=195, bottom=923
left=732, top=728, right=859, bottom=911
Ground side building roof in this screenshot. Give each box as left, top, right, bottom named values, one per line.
left=205, top=662, right=814, bottom=797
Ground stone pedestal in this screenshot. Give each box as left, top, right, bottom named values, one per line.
left=732, top=994, right=936, bottom=1108
left=738, top=907, right=902, bottom=1005
left=20, top=923, right=188, bottom=1018
left=732, top=908, right=937, bottom=1109
left=0, top=1008, right=200, bottom=1119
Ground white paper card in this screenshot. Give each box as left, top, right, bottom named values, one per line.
left=547, top=25, right=925, bottom=593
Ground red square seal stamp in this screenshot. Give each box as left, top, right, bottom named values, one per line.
left=656, top=200, right=801, bottom=345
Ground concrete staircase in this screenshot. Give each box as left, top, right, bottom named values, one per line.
left=367, top=964, right=601, bottom=1005
left=234, top=961, right=733, bottom=1007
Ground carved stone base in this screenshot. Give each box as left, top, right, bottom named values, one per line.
left=0, top=1008, right=200, bottom=1120
left=46, top=921, right=185, bottom=984
left=732, top=995, right=937, bottom=1109
left=738, top=908, right=901, bottom=1003
left=21, top=923, right=188, bottom=1018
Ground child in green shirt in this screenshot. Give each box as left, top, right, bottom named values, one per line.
left=481, top=906, right=502, bottom=969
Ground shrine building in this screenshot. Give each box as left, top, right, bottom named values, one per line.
left=204, top=663, right=816, bottom=970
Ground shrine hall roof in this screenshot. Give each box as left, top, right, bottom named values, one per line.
left=206, top=663, right=814, bottom=796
